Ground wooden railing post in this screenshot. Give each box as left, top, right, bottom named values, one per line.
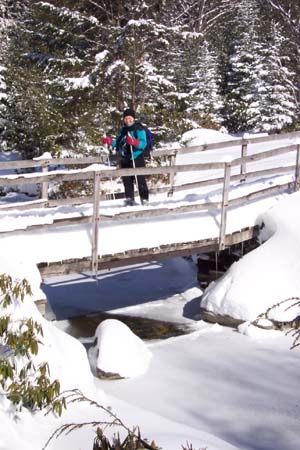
left=240, top=139, right=248, bottom=182
left=294, top=144, right=300, bottom=191
left=41, top=164, right=49, bottom=200
left=167, top=153, right=177, bottom=197
left=33, top=155, right=51, bottom=200
left=219, top=162, right=231, bottom=251
left=91, top=170, right=101, bottom=274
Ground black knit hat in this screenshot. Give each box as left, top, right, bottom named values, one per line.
left=123, top=108, right=135, bottom=119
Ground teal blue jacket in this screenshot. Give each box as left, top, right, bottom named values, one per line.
left=112, top=121, right=147, bottom=160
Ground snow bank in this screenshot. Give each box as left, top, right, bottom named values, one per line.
left=180, top=127, right=234, bottom=147
left=0, top=251, right=45, bottom=304
left=201, top=191, right=300, bottom=322
left=0, top=253, right=98, bottom=395
left=176, top=128, right=238, bottom=185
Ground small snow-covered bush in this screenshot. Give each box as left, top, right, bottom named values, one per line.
left=0, top=273, right=65, bottom=414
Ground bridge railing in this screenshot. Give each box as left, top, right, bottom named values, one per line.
left=1, top=129, right=300, bottom=203
left=1, top=130, right=300, bottom=270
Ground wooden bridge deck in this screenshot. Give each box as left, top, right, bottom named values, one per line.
left=37, top=226, right=258, bottom=277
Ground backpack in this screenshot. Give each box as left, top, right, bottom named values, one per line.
left=134, top=122, right=154, bottom=158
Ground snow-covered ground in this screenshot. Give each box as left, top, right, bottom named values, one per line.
left=2, top=251, right=300, bottom=450
left=1, top=128, right=300, bottom=450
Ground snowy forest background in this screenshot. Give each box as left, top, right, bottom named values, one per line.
left=0, top=0, right=300, bottom=160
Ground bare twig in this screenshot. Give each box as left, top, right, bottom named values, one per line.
left=43, top=389, right=159, bottom=450
left=252, top=297, right=300, bottom=350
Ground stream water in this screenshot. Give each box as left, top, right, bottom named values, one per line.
left=46, top=249, right=255, bottom=343
left=56, top=311, right=191, bottom=342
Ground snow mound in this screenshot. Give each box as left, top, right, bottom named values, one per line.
left=0, top=251, right=45, bottom=303
left=200, top=191, right=300, bottom=323
left=89, top=319, right=152, bottom=378
left=180, top=128, right=235, bottom=147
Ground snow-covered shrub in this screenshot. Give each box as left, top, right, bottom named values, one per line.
left=0, top=274, right=65, bottom=414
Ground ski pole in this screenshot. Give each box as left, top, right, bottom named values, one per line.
left=103, top=137, right=116, bottom=201
left=128, top=132, right=141, bottom=203
left=105, top=142, right=116, bottom=201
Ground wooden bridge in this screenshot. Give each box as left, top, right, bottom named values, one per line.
left=0, top=130, right=300, bottom=278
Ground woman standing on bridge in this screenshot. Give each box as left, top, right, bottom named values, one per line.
left=102, top=108, right=149, bottom=206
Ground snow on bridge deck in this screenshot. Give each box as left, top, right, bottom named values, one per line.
left=0, top=185, right=290, bottom=276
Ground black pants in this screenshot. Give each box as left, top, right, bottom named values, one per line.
left=120, top=154, right=149, bottom=201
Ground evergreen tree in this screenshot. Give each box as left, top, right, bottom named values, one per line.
left=258, top=0, right=300, bottom=123
left=0, top=2, right=8, bottom=145
left=3, top=0, right=300, bottom=156
left=5, top=0, right=184, bottom=150
left=0, top=0, right=24, bottom=149
left=3, top=1, right=69, bottom=158
left=254, top=21, right=296, bottom=132
left=101, top=8, right=177, bottom=134
left=186, top=40, right=223, bottom=129
left=222, top=0, right=264, bottom=132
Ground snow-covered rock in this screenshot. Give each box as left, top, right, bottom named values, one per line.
left=89, top=319, right=152, bottom=379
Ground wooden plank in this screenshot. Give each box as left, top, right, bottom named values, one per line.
left=173, top=169, right=291, bottom=193
left=171, top=176, right=224, bottom=192
left=0, top=159, right=53, bottom=170
left=244, top=130, right=300, bottom=145
left=91, top=171, right=101, bottom=273
left=229, top=182, right=290, bottom=207
left=231, top=166, right=295, bottom=181
left=219, top=163, right=231, bottom=251
left=41, top=166, right=49, bottom=199
left=0, top=196, right=97, bottom=212
left=0, top=199, right=48, bottom=211
left=100, top=200, right=222, bottom=221
left=295, top=144, right=300, bottom=191
left=37, top=226, right=258, bottom=277
left=0, top=170, right=94, bottom=186
left=44, top=195, right=95, bottom=207
left=0, top=161, right=226, bottom=187
left=162, top=130, right=300, bottom=157
left=224, top=226, right=259, bottom=245
left=167, top=154, right=177, bottom=197
left=38, top=239, right=219, bottom=276
left=0, top=155, right=107, bottom=170
left=240, top=141, right=247, bottom=181
left=169, top=162, right=294, bottom=193
left=231, top=144, right=295, bottom=166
